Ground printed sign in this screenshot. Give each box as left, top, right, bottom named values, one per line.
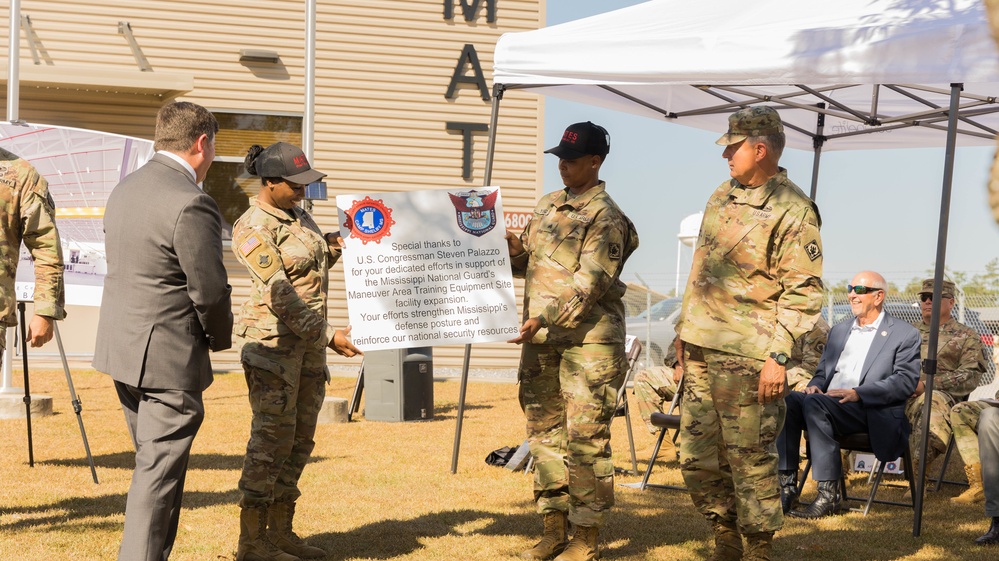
left=337, top=187, right=520, bottom=351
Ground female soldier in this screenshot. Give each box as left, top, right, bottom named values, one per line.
left=231, top=142, right=360, bottom=561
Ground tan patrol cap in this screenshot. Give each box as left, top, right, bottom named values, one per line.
left=918, top=278, right=956, bottom=298
left=716, top=106, right=785, bottom=146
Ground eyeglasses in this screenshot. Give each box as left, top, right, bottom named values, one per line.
left=848, top=285, right=883, bottom=295
left=919, top=293, right=953, bottom=303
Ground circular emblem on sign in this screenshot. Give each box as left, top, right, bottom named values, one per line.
left=345, top=196, right=395, bottom=244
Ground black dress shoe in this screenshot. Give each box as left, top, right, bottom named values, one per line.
left=790, top=480, right=840, bottom=519
left=975, top=517, right=999, bottom=546
left=779, top=471, right=800, bottom=514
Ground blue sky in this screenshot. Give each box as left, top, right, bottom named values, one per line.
left=543, top=1, right=999, bottom=295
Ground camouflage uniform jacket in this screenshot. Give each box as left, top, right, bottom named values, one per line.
left=232, top=199, right=340, bottom=350
left=918, top=317, right=987, bottom=399
left=0, top=148, right=65, bottom=335
left=510, top=182, right=638, bottom=345
left=677, top=169, right=824, bottom=360
left=786, top=316, right=829, bottom=389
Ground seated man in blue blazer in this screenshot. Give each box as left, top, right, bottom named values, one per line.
left=777, top=270, right=921, bottom=517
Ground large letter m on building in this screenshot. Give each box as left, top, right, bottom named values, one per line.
left=443, top=0, right=496, bottom=23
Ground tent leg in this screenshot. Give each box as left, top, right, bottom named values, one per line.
left=913, top=82, right=963, bottom=538
left=450, top=84, right=505, bottom=474
left=809, top=103, right=826, bottom=200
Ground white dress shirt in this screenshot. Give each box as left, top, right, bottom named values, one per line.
left=827, top=310, right=886, bottom=391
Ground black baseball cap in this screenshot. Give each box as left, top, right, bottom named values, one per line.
left=256, top=142, right=327, bottom=184
left=545, top=121, right=610, bottom=160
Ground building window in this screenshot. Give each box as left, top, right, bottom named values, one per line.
left=203, top=112, right=303, bottom=238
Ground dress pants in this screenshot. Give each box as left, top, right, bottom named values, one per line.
left=980, top=406, right=999, bottom=518
left=779, top=391, right=867, bottom=481
left=115, top=381, right=205, bottom=561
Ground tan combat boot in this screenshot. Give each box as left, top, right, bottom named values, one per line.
left=952, top=463, right=985, bottom=504
left=521, top=511, right=568, bottom=560
left=238, top=506, right=301, bottom=561
left=708, top=520, right=742, bottom=561
left=743, top=531, right=774, bottom=561
left=553, top=525, right=599, bottom=561
left=267, top=501, right=326, bottom=559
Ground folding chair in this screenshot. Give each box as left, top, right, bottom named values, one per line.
left=614, top=337, right=644, bottom=474
left=635, top=373, right=685, bottom=491
left=799, top=431, right=916, bottom=516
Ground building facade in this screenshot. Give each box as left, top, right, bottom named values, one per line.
left=0, top=0, right=544, bottom=371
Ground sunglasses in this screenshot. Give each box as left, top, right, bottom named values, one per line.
left=919, top=293, right=953, bottom=303
left=847, top=285, right=883, bottom=295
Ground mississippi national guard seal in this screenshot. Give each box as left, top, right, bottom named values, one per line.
left=345, top=196, right=395, bottom=244
left=448, top=188, right=498, bottom=237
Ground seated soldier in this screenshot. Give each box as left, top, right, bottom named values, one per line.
left=973, top=405, right=999, bottom=545
left=904, top=279, right=986, bottom=497
left=951, top=385, right=999, bottom=504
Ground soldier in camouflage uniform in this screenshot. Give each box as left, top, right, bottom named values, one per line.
left=0, top=148, right=65, bottom=351
left=904, top=279, right=987, bottom=493
left=951, top=390, right=999, bottom=504
left=506, top=122, right=638, bottom=561
left=632, top=335, right=681, bottom=434
left=232, top=142, right=360, bottom=561
left=675, top=107, right=824, bottom=561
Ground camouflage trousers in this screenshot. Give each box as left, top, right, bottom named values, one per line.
left=518, top=341, right=627, bottom=528
left=238, top=338, right=326, bottom=508
left=904, top=391, right=955, bottom=470
left=680, top=344, right=785, bottom=534
left=632, top=366, right=678, bottom=435
left=950, top=400, right=992, bottom=466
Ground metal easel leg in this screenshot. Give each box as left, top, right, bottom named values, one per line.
left=53, top=322, right=98, bottom=484
left=17, top=302, right=33, bottom=467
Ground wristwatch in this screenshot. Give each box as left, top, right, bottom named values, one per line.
left=536, top=315, right=548, bottom=328
left=769, top=351, right=789, bottom=366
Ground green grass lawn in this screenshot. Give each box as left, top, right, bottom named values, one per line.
left=0, top=368, right=995, bottom=560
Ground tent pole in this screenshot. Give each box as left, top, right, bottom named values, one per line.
left=913, top=82, right=962, bottom=537
left=451, top=84, right=505, bottom=474
left=7, top=0, right=21, bottom=122
left=809, top=103, right=826, bottom=200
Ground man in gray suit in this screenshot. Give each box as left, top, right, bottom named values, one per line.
left=94, top=101, right=233, bottom=561
left=776, top=270, right=921, bottom=518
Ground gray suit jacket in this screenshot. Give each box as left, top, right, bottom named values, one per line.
left=809, top=312, right=921, bottom=460
left=93, top=153, right=232, bottom=391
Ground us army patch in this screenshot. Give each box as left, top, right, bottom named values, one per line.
left=609, top=242, right=622, bottom=260
left=805, top=239, right=822, bottom=261
left=258, top=253, right=272, bottom=267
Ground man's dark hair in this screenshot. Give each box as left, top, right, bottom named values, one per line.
left=153, top=101, right=219, bottom=152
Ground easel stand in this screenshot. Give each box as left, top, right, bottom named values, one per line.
left=16, top=301, right=98, bottom=483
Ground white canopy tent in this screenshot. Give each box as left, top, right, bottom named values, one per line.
left=479, top=0, right=999, bottom=536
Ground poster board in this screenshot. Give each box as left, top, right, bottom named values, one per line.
left=337, top=187, right=520, bottom=351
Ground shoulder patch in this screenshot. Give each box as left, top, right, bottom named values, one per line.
left=608, top=242, right=622, bottom=260
left=804, top=240, right=822, bottom=261
left=239, top=235, right=261, bottom=256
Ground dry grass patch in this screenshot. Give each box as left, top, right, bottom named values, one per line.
left=0, top=368, right=996, bottom=560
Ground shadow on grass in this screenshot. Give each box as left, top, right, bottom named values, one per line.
left=39, top=452, right=327, bottom=471
left=302, top=508, right=718, bottom=560
left=0, top=490, right=239, bottom=533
